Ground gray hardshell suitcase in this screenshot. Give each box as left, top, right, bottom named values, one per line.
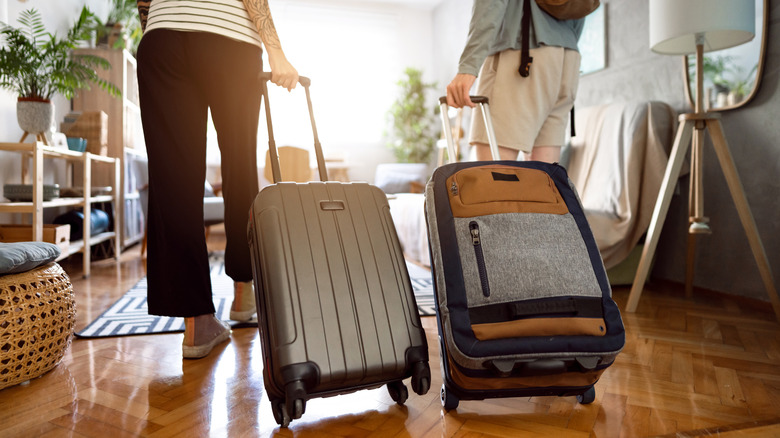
left=248, top=74, right=430, bottom=428
left=427, top=97, right=625, bottom=410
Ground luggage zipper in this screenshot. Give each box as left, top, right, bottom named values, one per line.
left=469, top=221, right=490, bottom=297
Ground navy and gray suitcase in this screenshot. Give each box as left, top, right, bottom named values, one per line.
left=426, top=96, right=625, bottom=410
left=248, top=74, right=431, bottom=428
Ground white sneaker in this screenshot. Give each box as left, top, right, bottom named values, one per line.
left=182, top=319, right=231, bottom=359
left=230, top=281, right=257, bottom=322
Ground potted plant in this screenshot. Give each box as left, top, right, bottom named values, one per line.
left=385, top=67, right=439, bottom=164
left=0, top=7, right=120, bottom=142
left=91, top=0, right=143, bottom=53
left=377, top=68, right=438, bottom=192
left=689, top=54, right=733, bottom=108
left=726, top=63, right=758, bottom=106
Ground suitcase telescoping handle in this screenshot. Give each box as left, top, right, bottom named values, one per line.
left=259, top=72, right=328, bottom=184
left=438, top=96, right=500, bottom=163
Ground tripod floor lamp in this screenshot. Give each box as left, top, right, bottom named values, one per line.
left=625, top=0, right=780, bottom=322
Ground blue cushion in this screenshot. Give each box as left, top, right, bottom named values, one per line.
left=0, top=242, right=61, bottom=275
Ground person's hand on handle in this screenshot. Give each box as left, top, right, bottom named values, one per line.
left=243, top=0, right=298, bottom=90
left=267, top=47, right=299, bottom=91
left=446, top=73, right=477, bottom=108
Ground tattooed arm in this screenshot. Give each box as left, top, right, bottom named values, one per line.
left=137, top=0, right=151, bottom=32
left=243, top=0, right=298, bottom=91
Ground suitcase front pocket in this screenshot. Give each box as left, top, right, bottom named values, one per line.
left=447, top=165, right=569, bottom=217
left=455, top=214, right=603, bottom=310
left=468, top=297, right=607, bottom=340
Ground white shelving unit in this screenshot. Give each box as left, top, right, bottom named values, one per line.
left=72, top=48, right=146, bottom=249
left=0, top=141, right=121, bottom=277
left=123, top=146, right=148, bottom=248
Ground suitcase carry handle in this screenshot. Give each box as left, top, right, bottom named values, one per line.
left=438, top=96, right=488, bottom=105
left=488, top=358, right=566, bottom=377
left=259, top=72, right=311, bottom=87
left=487, top=356, right=600, bottom=378
left=438, top=95, right=500, bottom=163
left=259, top=72, right=328, bottom=183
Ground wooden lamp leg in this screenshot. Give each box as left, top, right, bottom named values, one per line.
left=686, top=129, right=699, bottom=298
left=686, top=124, right=712, bottom=297
left=685, top=233, right=697, bottom=298
left=626, top=119, right=694, bottom=312
left=706, top=119, right=780, bottom=322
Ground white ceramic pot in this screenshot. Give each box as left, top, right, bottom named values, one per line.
left=16, top=99, right=54, bottom=135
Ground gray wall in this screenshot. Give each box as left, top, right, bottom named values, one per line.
left=433, top=0, right=779, bottom=302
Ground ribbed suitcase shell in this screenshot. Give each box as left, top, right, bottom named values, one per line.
left=249, top=182, right=429, bottom=421
left=247, top=76, right=429, bottom=428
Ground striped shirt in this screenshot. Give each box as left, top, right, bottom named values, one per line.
left=146, top=0, right=262, bottom=48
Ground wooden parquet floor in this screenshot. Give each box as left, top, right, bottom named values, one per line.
left=2, top=229, right=779, bottom=437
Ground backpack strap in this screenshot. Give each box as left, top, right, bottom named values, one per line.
left=519, top=0, right=533, bottom=77
left=570, top=105, right=576, bottom=137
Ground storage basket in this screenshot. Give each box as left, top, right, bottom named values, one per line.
left=0, top=224, right=70, bottom=255
left=2, top=184, right=60, bottom=202
left=62, top=111, right=108, bottom=156
left=0, top=263, right=75, bottom=390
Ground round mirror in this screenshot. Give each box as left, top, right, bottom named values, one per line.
left=683, top=0, right=767, bottom=111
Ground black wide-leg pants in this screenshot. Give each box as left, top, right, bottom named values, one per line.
left=137, top=29, right=262, bottom=317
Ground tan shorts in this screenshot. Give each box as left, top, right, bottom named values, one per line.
left=469, top=46, right=581, bottom=153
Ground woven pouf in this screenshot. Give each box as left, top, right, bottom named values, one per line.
left=0, top=262, right=75, bottom=390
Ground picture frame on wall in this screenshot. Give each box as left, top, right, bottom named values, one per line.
left=580, top=4, right=606, bottom=75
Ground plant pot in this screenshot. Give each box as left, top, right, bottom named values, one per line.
left=16, top=99, right=54, bottom=135
left=727, top=91, right=744, bottom=106
left=108, top=23, right=127, bottom=49
left=97, top=23, right=126, bottom=49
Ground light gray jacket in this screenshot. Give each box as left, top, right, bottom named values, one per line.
left=458, top=0, right=586, bottom=76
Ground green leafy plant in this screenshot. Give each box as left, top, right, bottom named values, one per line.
left=688, top=55, right=732, bottom=93
left=0, top=7, right=120, bottom=102
left=385, top=67, right=439, bottom=164
left=91, top=0, right=143, bottom=53
left=726, top=63, right=758, bottom=98
left=107, top=0, right=140, bottom=26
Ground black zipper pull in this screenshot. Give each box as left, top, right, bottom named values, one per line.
left=469, top=221, right=490, bottom=297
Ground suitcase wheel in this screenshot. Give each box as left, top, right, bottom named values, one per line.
left=285, top=380, right=307, bottom=420
left=411, top=361, right=431, bottom=395
left=271, top=399, right=291, bottom=428
left=576, top=386, right=596, bottom=404
left=387, top=380, right=409, bottom=405
left=441, top=384, right=459, bottom=411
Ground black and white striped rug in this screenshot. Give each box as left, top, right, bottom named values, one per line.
left=76, top=254, right=434, bottom=338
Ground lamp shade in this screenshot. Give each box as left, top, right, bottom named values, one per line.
left=649, top=0, right=755, bottom=55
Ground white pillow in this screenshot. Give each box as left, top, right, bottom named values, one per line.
left=374, top=163, right=429, bottom=194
